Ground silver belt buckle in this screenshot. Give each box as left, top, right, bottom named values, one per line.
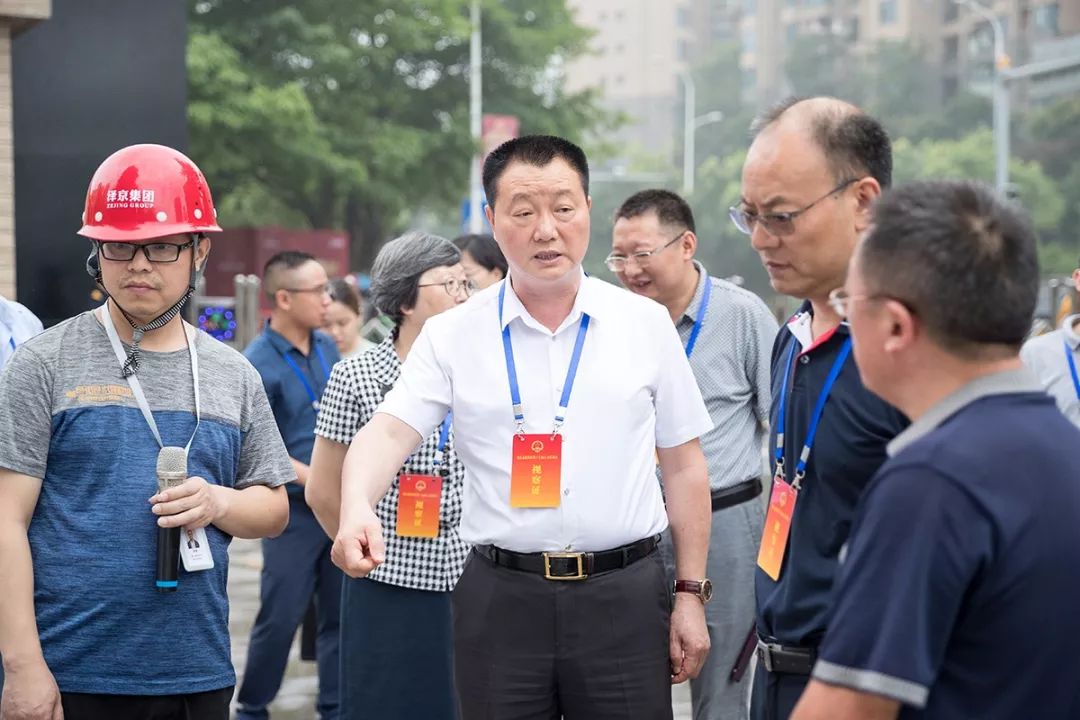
left=757, top=641, right=775, bottom=673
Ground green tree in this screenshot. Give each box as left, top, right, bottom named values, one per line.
left=188, top=0, right=617, bottom=271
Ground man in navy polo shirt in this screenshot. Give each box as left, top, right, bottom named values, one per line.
left=237, top=251, right=343, bottom=720
left=792, top=181, right=1080, bottom=719
left=732, top=97, right=907, bottom=719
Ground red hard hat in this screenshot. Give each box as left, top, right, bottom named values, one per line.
left=78, top=144, right=223, bottom=242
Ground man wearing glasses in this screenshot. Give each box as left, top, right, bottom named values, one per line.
left=237, top=251, right=342, bottom=720
left=792, top=181, right=1080, bottom=720
left=0, top=144, right=293, bottom=719
left=609, top=189, right=777, bottom=720
left=732, top=97, right=907, bottom=720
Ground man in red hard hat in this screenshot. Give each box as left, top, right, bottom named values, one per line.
left=0, top=144, right=293, bottom=720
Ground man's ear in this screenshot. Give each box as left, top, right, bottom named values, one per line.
left=853, top=178, right=883, bottom=234
left=882, top=299, right=917, bottom=354
left=194, top=235, right=212, bottom=272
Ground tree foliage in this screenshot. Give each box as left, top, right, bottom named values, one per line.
left=188, top=0, right=618, bottom=270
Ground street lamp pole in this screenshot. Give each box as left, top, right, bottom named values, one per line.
left=681, top=73, right=696, bottom=195
left=468, top=0, right=484, bottom=232
left=955, top=0, right=1010, bottom=194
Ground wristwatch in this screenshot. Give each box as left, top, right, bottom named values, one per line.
left=673, top=579, right=713, bottom=603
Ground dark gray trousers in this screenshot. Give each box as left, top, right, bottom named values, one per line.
left=452, top=547, right=674, bottom=720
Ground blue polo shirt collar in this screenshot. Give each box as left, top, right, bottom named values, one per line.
left=263, top=321, right=316, bottom=357
left=887, top=367, right=1042, bottom=457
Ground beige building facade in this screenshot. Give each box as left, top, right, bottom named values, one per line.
left=0, top=0, right=49, bottom=300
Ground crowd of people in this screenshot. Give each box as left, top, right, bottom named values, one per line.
left=1, top=93, right=1080, bottom=720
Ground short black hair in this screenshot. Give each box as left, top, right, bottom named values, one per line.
left=263, top=250, right=318, bottom=299
left=453, top=233, right=507, bottom=276
left=859, top=180, right=1038, bottom=358
left=752, top=96, right=893, bottom=190
left=613, top=189, right=696, bottom=233
left=482, top=135, right=590, bottom=207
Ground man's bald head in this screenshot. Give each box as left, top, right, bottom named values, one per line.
left=751, top=96, right=892, bottom=190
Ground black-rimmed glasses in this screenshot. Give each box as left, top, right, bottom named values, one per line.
left=99, top=240, right=195, bottom=263
left=604, top=231, right=687, bottom=272
left=730, top=178, right=859, bottom=237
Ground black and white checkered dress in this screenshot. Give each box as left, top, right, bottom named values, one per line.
left=315, top=337, right=468, bottom=591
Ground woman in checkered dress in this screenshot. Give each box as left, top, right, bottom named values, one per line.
left=308, top=232, right=473, bottom=720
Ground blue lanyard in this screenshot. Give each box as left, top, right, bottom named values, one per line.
left=774, top=335, right=852, bottom=490
left=498, top=282, right=590, bottom=434
left=430, top=413, right=453, bottom=474
left=1064, top=339, right=1080, bottom=401
left=7, top=336, right=14, bottom=352
left=280, top=340, right=330, bottom=410
left=684, top=277, right=712, bottom=359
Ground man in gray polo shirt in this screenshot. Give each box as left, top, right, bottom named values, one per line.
left=1021, top=258, right=1080, bottom=428
left=610, top=189, right=778, bottom=720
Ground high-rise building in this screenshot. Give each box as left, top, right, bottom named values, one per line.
left=564, top=0, right=696, bottom=164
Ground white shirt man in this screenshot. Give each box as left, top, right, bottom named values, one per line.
left=331, top=135, right=714, bottom=719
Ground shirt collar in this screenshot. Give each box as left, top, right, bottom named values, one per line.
left=499, top=267, right=601, bottom=334
left=263, top=322, right=312, bottom=356
left=887, top=367, right=1042, bottom=456
left=680, top=261, right=709, bottom=324
left=785, top=300, right=850, bottom=351
left=1060, top=314, right=1080, bottom=349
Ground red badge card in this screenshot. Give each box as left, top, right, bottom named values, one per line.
left=396, top=474, right=442, bottom=538
left=756, top=476, right=798, bottom=581
left=510, top=434, right=562, bottom=508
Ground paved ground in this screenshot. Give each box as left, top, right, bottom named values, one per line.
left=228, top=538, right=694, bottom=719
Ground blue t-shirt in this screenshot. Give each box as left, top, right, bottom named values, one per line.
left=0, top=312, right=294, bottom=694
left=244, top=325, right=339, bottom=475
left=757, top=306, right=907, bottom=646
left=814, top=370, right=1080, bottom=718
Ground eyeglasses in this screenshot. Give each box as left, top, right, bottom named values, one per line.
left=729, top=178, right=859, bottom=237
left=284, top=283, right=331, bottom=296
left=828, top=287, right=914, bottom=319
left=417, top=277, right=475, bottom=298
left=604, top=231, right=687, bottom=273
left=99, top=240, right=194, bottom=263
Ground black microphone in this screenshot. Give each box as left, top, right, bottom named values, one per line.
left=156, top=446, right=187, bottom=593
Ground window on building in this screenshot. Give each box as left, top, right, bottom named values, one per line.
left=944, top=2, right=958, bottom=23
left=944, top=35, right=959, bottom=64
left=943, top=75, right=958, bottom=99
left=677, top=6, right=691, bottom=27
left=678, top=39, right=689, bottom=61
left=743, top=0, right=756, bottom=14
left=787, top=22, right=799, bottom=42
left=879, top=0, right=898, bottom=25
left=1034, top=3, right=1060, bottom=38
left=741, top=23, right=757, bottom=53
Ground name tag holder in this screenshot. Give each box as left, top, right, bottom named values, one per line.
left=498, top=282, right=589, bottom=510
left=757, top=337, right=851, bottom=581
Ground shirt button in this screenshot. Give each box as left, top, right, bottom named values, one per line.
left=799, top=355, right=810, bottom=365
left=563, top=488, right=570, bottom=496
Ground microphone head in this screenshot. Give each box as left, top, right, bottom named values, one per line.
left=156, top=446, right=188, bottom=477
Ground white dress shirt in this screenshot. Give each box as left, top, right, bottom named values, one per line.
left=1020, top=314, right=1080, bottom=428
left=0, top=295, right=44, bottom=370
left=378, top=271, right=712, bottom=553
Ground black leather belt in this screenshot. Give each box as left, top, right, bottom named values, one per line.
left=756, top=640, right=817, bottom=675
left=474, top=535, right=659, bottom=581
left=711, top=477, right=763, bottom=512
